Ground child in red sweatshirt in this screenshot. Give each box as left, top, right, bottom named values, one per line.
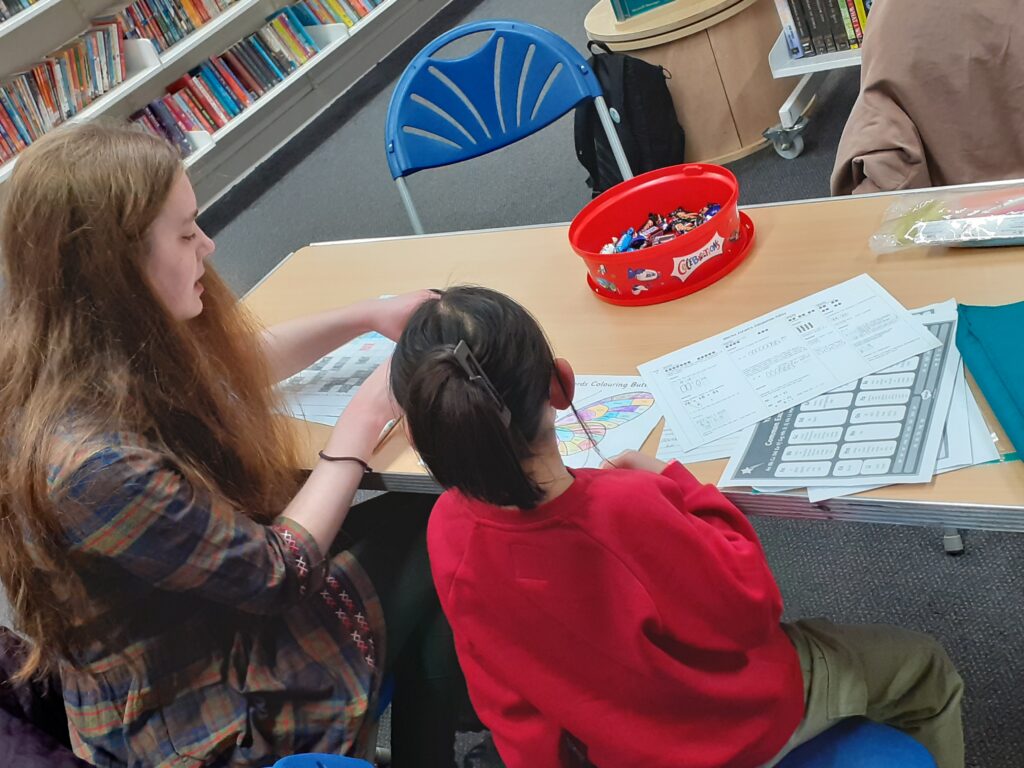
left=389, top=286, right=964, bottom=768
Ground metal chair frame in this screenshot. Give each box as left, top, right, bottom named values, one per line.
left=385, top=19, right=632, bottom=234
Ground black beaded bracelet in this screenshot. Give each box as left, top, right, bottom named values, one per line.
left=317, top=452, right=372, bottom=472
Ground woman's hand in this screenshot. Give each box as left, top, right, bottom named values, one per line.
left=324, top=360, right=399, bottom=459
left=366, top=290, right=438, bottom=341
left=287, top=362, right=398, bottom=555
left=601, top=450, right=668, bottom=474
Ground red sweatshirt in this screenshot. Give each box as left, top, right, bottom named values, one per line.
left=428, top=462, right=804, bottom=768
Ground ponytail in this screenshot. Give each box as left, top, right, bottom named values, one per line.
left=403, top=348, right=544, bottom=508
left=390, top=287, right=554, bottom=510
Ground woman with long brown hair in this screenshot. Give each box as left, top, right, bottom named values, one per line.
left=0, top=121, right=460, bottom=767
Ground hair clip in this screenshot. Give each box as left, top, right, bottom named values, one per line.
left=452, top=340, right=512, bottom=427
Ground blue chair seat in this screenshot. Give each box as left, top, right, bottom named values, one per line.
left=778, top=718, right=937, bottom=767
left=272, top=755, right=373, bottom=768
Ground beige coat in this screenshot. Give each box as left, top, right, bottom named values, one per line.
left=831, top=0, right=1024, bottom=195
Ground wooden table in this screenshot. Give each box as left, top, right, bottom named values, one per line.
left=584, top=0, right=799, bottom=163
left=244, top=187, right=1024, bottom=533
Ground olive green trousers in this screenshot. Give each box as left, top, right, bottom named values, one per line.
left=765, top=619, right=965, bottom=768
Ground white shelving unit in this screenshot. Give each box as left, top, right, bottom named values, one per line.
left=768, top=31, right=861, bottom=78
left=763, top=31, right=863, bottom=159
left=0, top=0, right=117, bottom=74
left=0, top=0, right=65, bottom=36
left=0, top=0, right=454, bottom=207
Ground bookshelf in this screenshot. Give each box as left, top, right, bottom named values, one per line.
left=0, top=0, right=116, bottom=74
left=768, top=30, right=861, bottom=78
left=764, top=0, right=868, bottom=159
left=0, top=0, right=453, bottom=208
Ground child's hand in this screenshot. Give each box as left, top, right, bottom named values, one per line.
left=601, top=450, right=668, bottom=474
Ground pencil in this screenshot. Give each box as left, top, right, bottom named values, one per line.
left=373, top=416, right=402, bottom=454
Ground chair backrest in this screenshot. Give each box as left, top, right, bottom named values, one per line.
left=385, top=20, right=603, bottom=180
left=778, top=719, right=937, bottom=768
left=272, top=754, right=373, bottom=768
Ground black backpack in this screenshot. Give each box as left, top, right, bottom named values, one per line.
left=574, top=41, right=686, bottom=198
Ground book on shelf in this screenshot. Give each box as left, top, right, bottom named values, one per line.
left=0, top=20, right=127, bottom=164
left=0, top=0, right=351, bottom=166
left=609, top=0, right=674, bottom=23
left=0, top=0, right=275, bottom=168
left=843, top=0, right=863, bottom=47
left=115, top=0, right=238, bottom=54
left=0, top=0, right=40, bottom=24
left=824, top=0, right=850, bottom=51
left=784, top=0, right=813, bottom=56
left=809, top=0, right=836, bottom=53
left=773, top=0, right=803, bottom=58
left=775, top=0, right=873, bottom=58
left=129, top=2, right=343, bottom=158
left=852, top=0, right=868, bottom=37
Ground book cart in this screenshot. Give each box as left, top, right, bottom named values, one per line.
left=763, top=29, right=861, bottom=159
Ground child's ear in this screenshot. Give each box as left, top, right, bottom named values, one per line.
left=550, top=358, right=575, bottom=409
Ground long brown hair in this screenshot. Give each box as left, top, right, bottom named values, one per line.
left=0, top=121, right=301, bottom=678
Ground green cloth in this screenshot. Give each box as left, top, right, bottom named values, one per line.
left=956, top=302, right=1024, bottom=453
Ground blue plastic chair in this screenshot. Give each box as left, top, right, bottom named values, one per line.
left=272, top=755, right=373, bottom=768
left=778, top=719, right=938, bottom=767
left=384, top=19, right=632, bottom=234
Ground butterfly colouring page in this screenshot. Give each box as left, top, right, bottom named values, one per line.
left=556, top=376, right=662, bottom=469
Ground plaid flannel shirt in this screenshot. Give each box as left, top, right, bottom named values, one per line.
left=45, top=431, right=384, bottom=767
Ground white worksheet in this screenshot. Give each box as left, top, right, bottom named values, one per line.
left=935, top=368, right=974, bottom=471
left=657, top=426, right=742, bottom=465
left=720, top=301, right=960, bottom=490
left=968, top=396, right=1001, bottom=466
left=638, top=275, right=941, bottom=451
left=805, top=371, right=999, bottom=502
left=279, top=331, right=395, bottom=426
left=556, top=376, right=661, bottom=469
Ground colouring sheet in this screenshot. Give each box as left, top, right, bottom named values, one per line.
left=556, top=376, right=661, bottom=469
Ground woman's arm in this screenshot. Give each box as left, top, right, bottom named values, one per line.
left=261, top=291, right=436, bottom=382
left=55, top=365, right=397, bottom=613
left=279, top=361, right=396, bottom=554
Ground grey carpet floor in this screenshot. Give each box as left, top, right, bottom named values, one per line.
left=196, top=2, right=1023, bottom=766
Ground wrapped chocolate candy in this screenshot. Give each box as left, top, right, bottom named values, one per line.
left=606, top=202, right=722, bottom=253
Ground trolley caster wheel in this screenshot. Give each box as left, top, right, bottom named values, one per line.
left=942, top=528, right=965, bottom=556
left=773, top=134, right=804, bottom=160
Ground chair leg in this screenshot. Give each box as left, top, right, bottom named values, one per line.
left=942, top=527, right=965, bottom=556
left=395, top=177, right=425, bottom=235
left=593, top=95, right=633, bottom=183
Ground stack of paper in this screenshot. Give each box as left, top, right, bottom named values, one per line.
left=719, top=302, right=998, bottom=500
left=640, top=276, right=999, bottom=500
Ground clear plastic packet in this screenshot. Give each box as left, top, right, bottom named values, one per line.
left=869, top=184, right=1024, bottom=253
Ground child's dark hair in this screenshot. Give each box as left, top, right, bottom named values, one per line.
left=390, top=286, right=555, bottom=509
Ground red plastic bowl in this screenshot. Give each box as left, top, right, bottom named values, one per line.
left=568, top=163, right=756, bottom=306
